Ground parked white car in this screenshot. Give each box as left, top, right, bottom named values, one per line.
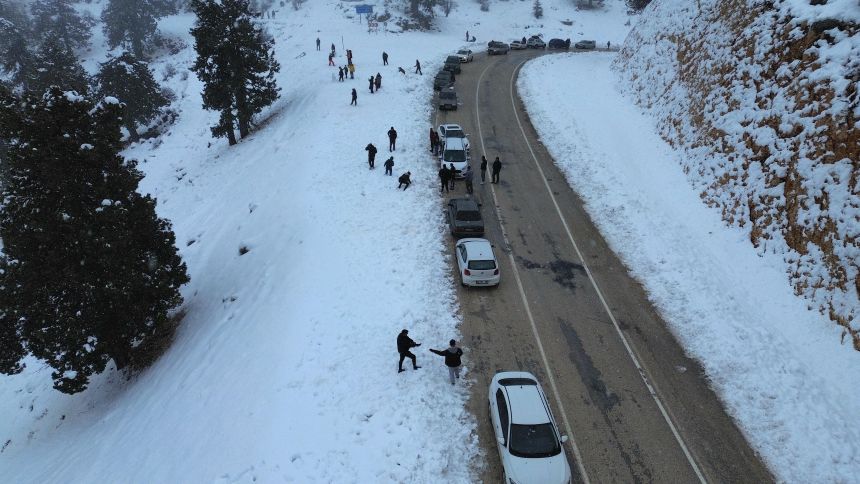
left=438, top=123, right=471, bottom=152
left=488, top=372, right=572, bottom=484
left=456, top=49, right=474, bottom=62
left=455, top=238, right=500, bottom=287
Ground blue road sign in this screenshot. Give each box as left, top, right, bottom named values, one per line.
left=355, top=4, right=373, bottom=14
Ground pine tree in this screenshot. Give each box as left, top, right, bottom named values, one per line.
left=0, top=1, right=34, bottom=82
left=0, top=87, right=189, bottom=394
left=533, top=0, right=543, bottom=19
left=95, top=52, right=168, bottom=141
left=101, top=0, right=171, bottom=57
left=25, top=38, right=89, bottom=94
left=191, top=0, right=280, bottom=145
left=31, top=0, right=93, bottom=50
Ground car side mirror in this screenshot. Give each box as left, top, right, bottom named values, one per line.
left=497, top=437, right=506, bottom=447
left=560, top=435, right=569, bottom=443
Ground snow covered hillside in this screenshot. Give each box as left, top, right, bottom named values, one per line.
left=0, top=0, right=630, bottom=481
left=615, top=0, right=860, bottom=346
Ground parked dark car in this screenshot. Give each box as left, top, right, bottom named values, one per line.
left=434, top=70, right=454, bottom=90
left=547, top=38, right=571, bottom=50
left=447, top=198, right=484, bottom=238
left=443, top=55, right=462, bottom=74
left=574, top=40, right=597, bottom=50
left=488, top=40, right=510, bottom=55
left=438, top=88, right=458, bottom=111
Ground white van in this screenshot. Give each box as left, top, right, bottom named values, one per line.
left=441, top=137, right=469, bottom=178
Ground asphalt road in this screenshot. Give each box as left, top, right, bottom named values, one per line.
left=433, top=49, right=774, bottom=484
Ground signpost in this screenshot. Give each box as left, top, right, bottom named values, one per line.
left=355, top=4, right=373, bottom=24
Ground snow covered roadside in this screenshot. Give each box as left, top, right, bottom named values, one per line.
left=518, top=53, right=860, bottom=482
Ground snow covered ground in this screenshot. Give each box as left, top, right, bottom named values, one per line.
left=519, top=53, right=860, bottom=483
left=2, top=0, right=856, bottom=482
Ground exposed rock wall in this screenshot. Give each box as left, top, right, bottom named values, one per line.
left=614, top=0, right=859, bottom=347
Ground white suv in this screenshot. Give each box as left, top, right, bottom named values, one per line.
left=455, top=238, right=500, bottom=287
left=441, top=136, right=470, bottom=179
left=488, top=372, right=572, bottom=484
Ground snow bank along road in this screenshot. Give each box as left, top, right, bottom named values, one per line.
left=436, top=50, right=774, bottom=483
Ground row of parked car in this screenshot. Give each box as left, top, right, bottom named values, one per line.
left=489, top=35, right=597, bottom=54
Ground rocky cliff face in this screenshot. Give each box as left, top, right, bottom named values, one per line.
left=614, top=0, right=859, bottom=347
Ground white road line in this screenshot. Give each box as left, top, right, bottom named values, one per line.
left=474, top=59, right=592, bottom=484
left=507, top=57, right=707, bottom=484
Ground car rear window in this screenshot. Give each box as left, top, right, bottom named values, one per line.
left=509, top=423, right=562, bottom=458
left=456, top=210, right=480, bottom=222
left=440, top=91, right=456, bottom=100
left=446, top=129, right=465, bottom=138
left=468, top=259, right=496, bottom=270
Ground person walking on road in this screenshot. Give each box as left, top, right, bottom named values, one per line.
left=448, top=163, right=456, bottom=189
left=316, top=37, right=320, bottom=50
left=480, top=156, right=488, bottom=184
left=439, top=166, right=450, bottom=193
left=382, top=51, right=388, bottom=65
left=491, top=156, right=502, bottom=184
left=397, top=329, right=421, bottom=372
left=351, top=88, right=357, bottom=106
left=414, top=59, right=422, bottom=75
left=387, top=126, right=398, bottom=151
left=398, top=171, right=411, bottom=189
left=365, top=143, right=377, bottom=169
left=430, top=340, right=464, bottom=385
left=464, top=165, right=474, bottom=194
left=384, top=156, right=394, bottom=176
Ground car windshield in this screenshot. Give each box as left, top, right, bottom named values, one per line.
left=468, top=259, right=495, bottom=270
left=456, top=210, right=481, bottom=222
left=457, top=50, right=469, bottom=55
left=509, top=423, right=562, bottom=458
left=444, top=149, right=466, bottom=162
left=445, top=129, right=465, bottom=139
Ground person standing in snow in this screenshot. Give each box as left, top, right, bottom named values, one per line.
left=365, top=142, right=377, bottom=169
left=397, top=329, right=421, bottom=372
left=398, top=171, right=411, bottom=189
left=463, top=165, right=474, bottom=194
left=338, top=67, right=344, bottom=82
left=429, top=128, right=436, bottom=153
left=382, top=51, right=389, bottom=66
left=328, top=52, right=335, bottom=66
left=429, top=340, right=464, bottom=385
left=351, top=88, right=357, bottom=106
left=347, top=49, right=353, bottom=65
left=369, top=76, right=375, bottom=93
left=480, top=155, right=488, bottom=184
left=448, top=163, right=457, bottom=190
left=387, top=126, right=398, bottom=151
left=331, top=42, right=336, bottom=54
left=439, top=166, right=450, bottom=193
left=348, top=63, right=355, bottom=79
left=491, top=156, right=502, bottom=184
left=375, top=73, right=382, bottom=90
left=414, top=59, right=422, bottom=75
left=316, top=37, right=320, bottom=51
left=466, top=30, right=469, bottom=41
left=384, top=156, right=394, bottom=176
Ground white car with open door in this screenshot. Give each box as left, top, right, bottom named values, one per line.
left=455, top=238, right=499, bottom=287
left=488, top=372, right=572, bottom=484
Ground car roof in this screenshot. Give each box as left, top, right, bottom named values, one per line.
left=506, top=384, right=552, bottom=425
left=451, top=198, right=479, bottom=211
left=458, top=238, right=494, bottom=259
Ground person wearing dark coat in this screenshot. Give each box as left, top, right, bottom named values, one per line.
left=316, top=37, right=321, bottom=50
left=369, top=76, right=375, bottom=93
left=429, top=128, right=436, bottom=153
left=338, top=67, right=344, bottom=82
left=382, top=51, right=389, bottom=65
left=331, top=43, right=336, bottom=53
left=387, top=127, right=398, bottom=151
left=384, top=156, right=394, bottom=176
left=480, top=155, right=488, bottom=184
left=492, top=156, right=502, bottom=184
left=429, top=339, right=463, bottom=385
left=439, top=166, right=450, bottom=193
left=414, top=59, right=422, bottom=75
left=398, top=171, right=411, bottom=190
left=365, top=143, right=377, bottom=169
left=448, top=162, right=457, bottom=189
left=375, top=73, right=382, bottom=90
left=351, top=88, right=357, bottom=106
left=397, top=329, right=421, bottom=372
